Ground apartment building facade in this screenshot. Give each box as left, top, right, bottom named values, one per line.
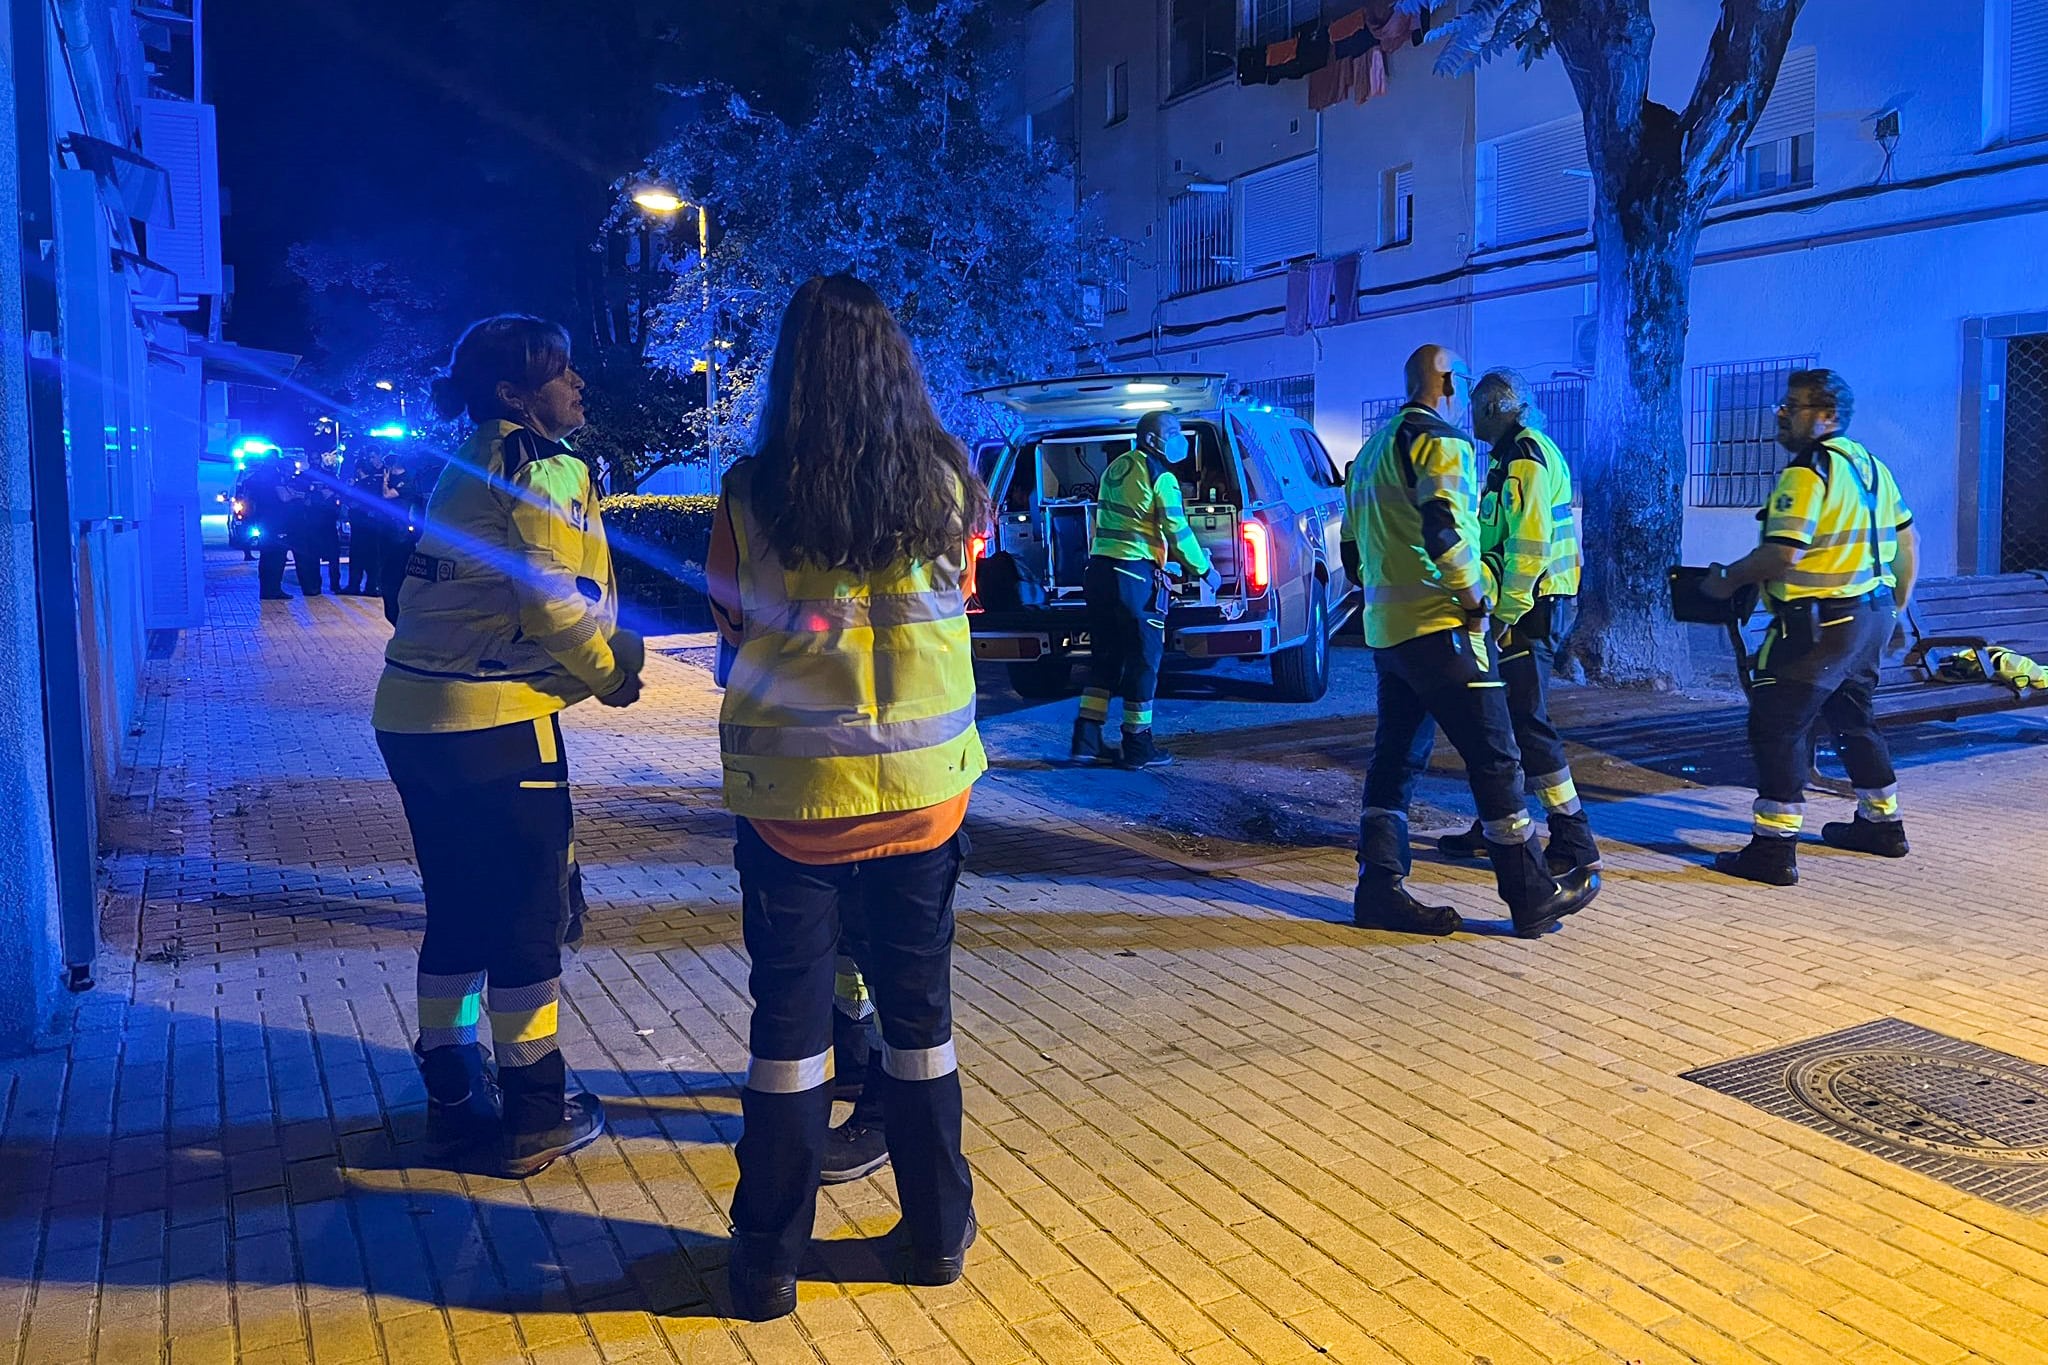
left=3, top=0, right=240, bottom=1048
left=1025, top=0, right=2048, bottom=582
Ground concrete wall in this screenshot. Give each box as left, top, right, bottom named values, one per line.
left=1073, top=0, right=2048, bottom=577
left=0, top=4, right=74, bottom=1055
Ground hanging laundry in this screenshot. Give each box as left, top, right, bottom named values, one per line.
left=1308, top=61, right=1347, bottom=110
left=1330, top=252, right=1362, bottom=325
left=1329, top=8, right=1373, bottom=60
left=1365, top=0, right=1415, bottom=53
left=1361, top=45, right=1389, bottom=102
left=1237, top=44, right=1269, bottom=86
left=1307, top=259, right=1338, bottom=329
left=1285, top=264, right=1312, bottom=337
left=1266, top=21, right=1331, bottom=82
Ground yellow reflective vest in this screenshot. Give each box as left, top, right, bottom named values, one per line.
left=1479, top=425, right=1580, bottom=626
left=1759, top=436, right=1912, bottom=603
left=374, top=420, right=628, bottom=734
left=1089, top=450, right=1213, bottom=574
left=718, top=460, right=987, bottom=821
left=1343, top=405, right=1485, bottom=649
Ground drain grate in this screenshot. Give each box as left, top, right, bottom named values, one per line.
left=1683, top=1017, right=2048, bottom=1212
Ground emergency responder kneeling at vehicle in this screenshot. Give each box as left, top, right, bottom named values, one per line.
left=1437, top=368, right=1602, bottom=876
left=1701, top=368, right=1919, bottom=886
left=1342, top=345, right=1601, bottom=938
left=1070, top=410, right=1222, bottom=767
left=709, top=275, right=982, bottom=1322
left=373, top=314, right=643, bottom=1179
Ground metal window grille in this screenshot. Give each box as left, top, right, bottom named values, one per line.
left=1252, top=0, right=1315, bottom=45
left=2001, top=334, right=2048, bottom=572
left=1688, top=355, right=1817, bottom=508
left=1105, top=240, right=1132, bottom=315
left=1532, top=376, right=1589, bottom=507
left=1166, top=190, right=1235, bottom=297
left=1360, top=395, right=1405, bottom=435
left=1169, top=0, right=1236, bottom=97
left=1241, top=374, right=1315, bottom=423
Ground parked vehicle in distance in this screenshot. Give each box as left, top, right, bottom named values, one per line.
left=966, top=372, right=1356, bottom=703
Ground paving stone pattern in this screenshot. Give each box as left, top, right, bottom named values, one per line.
left=6, top=555, right=2048, bottom=1364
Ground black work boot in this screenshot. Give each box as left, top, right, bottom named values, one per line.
left=1352, top=874, right=1462, bottom=936
left=1117, top=728, right=1174, bottom=768
left=1821, top=815, right=1909, bottom=858
left=499, top=1093, right=605, bottom=1179
left=1713, top=835, right=1799, bottom=886
left=1435, top=820, right=1490, bottom=861
left=728, top=1238, right=798, bottom=1321
left=1492, top=839, right=1599, bottom=938
left=415, top=1042, right=501, bottom=1165
left=904, top=1211, right=978, bottom=1287
left=1544, top=809, right=1604, bottom=877
left=1069, top=717, right=1115, bottom=763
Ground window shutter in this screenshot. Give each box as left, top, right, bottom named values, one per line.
left=138, top=99, right=223, bottom=297
left=2015, top=2, right=2048, bottom=141
left=1750, top=47, right=1817, bottom=146
left=1486, top=117, right=1589, bottom=247
left=1239, top=157, right=1319, bottom=275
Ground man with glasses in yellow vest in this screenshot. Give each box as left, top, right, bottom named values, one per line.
left=1435, top=368, right=1602, bottom=877
left=1071, top=410, right=1222, bottom=768
left=1702, top=368, right=1920, bottom=886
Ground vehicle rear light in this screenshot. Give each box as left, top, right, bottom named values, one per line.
left=1240, top=520, right=1271, bottom=595
left=966, top=532, right=988, bottom=602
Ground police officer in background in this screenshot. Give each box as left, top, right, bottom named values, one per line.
left=1436, top=368, right=1602, bottom=876
left=1342, top=345, right=1601, bottom=938
left=1069, top=410, right=1222, bottom=768
left=1702, top=368, right=1919, bottom=886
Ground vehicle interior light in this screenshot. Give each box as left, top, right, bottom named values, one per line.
left=1124, top=382, right=1170, bottom=394
left=1120, top=399, right=1171, bottom=411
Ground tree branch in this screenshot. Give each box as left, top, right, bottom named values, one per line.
left=1678, top=0, right=1807, bottom=198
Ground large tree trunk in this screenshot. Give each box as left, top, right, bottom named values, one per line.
left=1576, top=182, right=1703, bottom=686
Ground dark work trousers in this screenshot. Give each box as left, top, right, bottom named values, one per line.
left=348, top=520, right=386, bottom=595
left=1747, top=589, right=1899, bottom=837
left=259, top=543, right=321, bottom=596
left=1498, top=598, right=1599, bottom=865
left=729, top=821, right=974, bottom=1275
left=257, top=545, right=290, bottom=596
left=378, top=714, right=575, bottom=1135
left=1081, top=555, right=1169, bottom=731
left=1359, top=625, right=1552, bottom=909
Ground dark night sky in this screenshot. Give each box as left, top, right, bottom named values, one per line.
left=207, top=0, right=892, bottom=423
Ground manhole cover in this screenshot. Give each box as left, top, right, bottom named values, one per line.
left=1684, top=1018, right=2048, bottom=1212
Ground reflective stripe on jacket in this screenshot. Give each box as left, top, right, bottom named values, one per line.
left=1089, top=450, right=1213, bottom=574
left=1343, top=404, right=1484, bottom=649
left=374, top=421, right=622, bottom=733
left=1480, top=425, right=1580, bottom=624
left=1760, top=436, right=1913, bottom=603
left=718, top=460, right=988, bottom=821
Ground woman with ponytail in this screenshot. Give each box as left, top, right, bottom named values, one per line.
left=373, top=314, right=641, bottom=1177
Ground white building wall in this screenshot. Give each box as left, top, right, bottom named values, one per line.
left=1072, top=0, right=2048, bottom=579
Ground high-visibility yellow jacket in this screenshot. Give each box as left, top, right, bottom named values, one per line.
left=1479, top=425, right=1581, bottom=626
left=1759, top=436, right=1912, bottom=603
left=1343, top=404, right=1484, bottom=649
left=1089, top=449, right=1213, bottom=574
left=718, top=460, right=987, bottom=821
left=374, top=420, right=630, bottom=734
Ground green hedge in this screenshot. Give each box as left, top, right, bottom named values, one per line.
left=599, top=493, right=717, bottom=626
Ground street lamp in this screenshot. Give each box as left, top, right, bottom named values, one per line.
left=631, top=183, right=717, bottom=462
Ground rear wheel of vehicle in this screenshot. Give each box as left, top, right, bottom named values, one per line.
left=1008, top=658, right=1074, bottom=699
left=1271, top=579, right=1330, bottom=703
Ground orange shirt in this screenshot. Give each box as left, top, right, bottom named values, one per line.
left=707, top=498, right=968, bottom=866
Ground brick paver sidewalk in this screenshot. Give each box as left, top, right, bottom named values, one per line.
left=7, top=553, right=2048, bottom=1365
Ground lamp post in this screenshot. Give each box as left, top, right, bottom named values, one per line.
left=631, top=185, right=716, bottom=465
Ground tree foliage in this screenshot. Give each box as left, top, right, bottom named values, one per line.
left=1401, top=0, right=1806, bottom=683
left=637, top=0, right=1107, bottom=458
